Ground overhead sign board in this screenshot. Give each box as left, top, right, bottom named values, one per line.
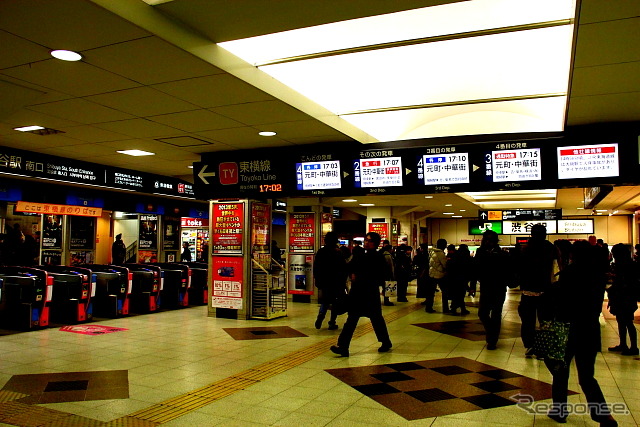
left=468, top=220, right=503, bottom=235
left=478, top=209, right=561, bottom=221
left=487, top=147, right=541, bottom=183
left=557, top=219, right=594, bottom=234
left=557, top=143, right=619, bottom=180
left=502, top=220, right=557, bottom=235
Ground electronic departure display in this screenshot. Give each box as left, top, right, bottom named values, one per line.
left=418, top=152, right=470, bottom=185
left=354, top=156, right=403, bottom=188
left=296, top=160, right=342, bottom=191
left=557, top=143, right=619, bottom=180
left=486, top=147, right=541, bottom=182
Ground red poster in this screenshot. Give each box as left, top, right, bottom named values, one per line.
left=288, top=212, right=315, bottom=253
left=211, top=256, right=244, bottom=309
left=368, top=223, right=389, bottom=241
left=212, top=202, right=244, bottom=255
left=251, top=203, right=271, bottom=248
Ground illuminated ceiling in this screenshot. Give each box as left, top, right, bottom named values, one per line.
left=220, top=0, right=577, bottom=142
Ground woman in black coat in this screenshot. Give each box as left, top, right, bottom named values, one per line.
left=544, top=240, right=616, bottom=426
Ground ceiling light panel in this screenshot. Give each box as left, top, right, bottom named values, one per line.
left=260, top=26, right=573, bottom=115
left=220, top=0, right=576, bottom=65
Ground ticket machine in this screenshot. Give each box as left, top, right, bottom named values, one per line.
left=0, top=267, right=53, bottom=330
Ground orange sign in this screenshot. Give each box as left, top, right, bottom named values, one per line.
left=16, top=201, right=102, bottom=217
left=487, top=211, right=502, bottom=220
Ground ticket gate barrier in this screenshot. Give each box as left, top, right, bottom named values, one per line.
left=0, top=267, right=53, bottom=330
left=182, top=262, right=208, bottom=305
left=38, top=266, right=94, bottom=323
left=79, top=265, right=132, bottom=317
left=151, top=263, right=191, bottom=308
left=123, top=264, right=162, bottom=313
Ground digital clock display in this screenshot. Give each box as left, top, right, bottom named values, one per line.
left=259, top=184, right=282, bottom=192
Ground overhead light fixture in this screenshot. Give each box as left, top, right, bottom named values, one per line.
left=50, top=50, right=82, bottom=61
left=359, top=203, right=375, bottom=206
left=187, top=165, right=194, bottom=169
left=221, top=0, right=576, bottom=142
left=342, top=199, right=358, bottom=202
left=14, top=125, right=45, bottom=132
left=595, top=209, right=608, bottom=212
left=445, top=203, right=453, bottom=207
left=258, top=131, right=277, bottom=136
left=117, top=149, right=155, bottom=157
left=443, top=212, right=455, bottom=215
left=459, top=209, right=466, bottom=212
left=576, top=207, right=584, bottom=210
left=424, top=195, right=433, bottom=199
left=452, top=215, right=462, bottom=218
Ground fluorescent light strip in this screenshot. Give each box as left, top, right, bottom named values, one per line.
left=117, top=150, right=155, bottom=156
left=14, top=126, right=45, bottom=132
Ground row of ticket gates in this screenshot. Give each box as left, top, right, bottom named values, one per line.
left=0, top=262, right=208, bottom=331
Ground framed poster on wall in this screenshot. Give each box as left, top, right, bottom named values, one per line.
left=212, top=202, right=244, bottom=255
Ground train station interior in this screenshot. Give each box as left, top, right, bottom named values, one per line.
left=1, top=1, right=640, bottom=426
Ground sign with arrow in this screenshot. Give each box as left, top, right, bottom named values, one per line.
left=197, top=164, right=216, bottom=185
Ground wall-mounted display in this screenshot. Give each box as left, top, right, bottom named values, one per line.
left=557, top=143, right=619, bottom=180
left=212, top=202, right=244, bottom=255
left=486, top=147, right=541, bottom=183
left=296, top=160, right=342, bottom=191
left=418, top=152, right=470, bottom=185
left=354, top=157, right=403, bottom=188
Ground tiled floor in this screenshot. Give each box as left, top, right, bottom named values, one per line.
left=0, top=285, right=638, bottom=426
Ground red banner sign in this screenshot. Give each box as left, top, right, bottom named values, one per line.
left=368, top=222, right=389, bottom=241
left=289, top=212, right=315, bottom=253
left=212, top=202, right=244, bottom=255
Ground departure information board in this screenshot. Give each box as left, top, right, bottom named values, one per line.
left=487, top=147, right=541, bottom=182
left=354, top=157, right=403, bottom=188
left=557, top=143, right=619, bottom=179
left=418, top=152, right=470, bottom=185
left=296, top=160, right=342, bottom=191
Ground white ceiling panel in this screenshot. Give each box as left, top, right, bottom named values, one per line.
left=148, top=110, right=244, bottom=132
left=1, top=59, right=140, bottom=97
left=86, top=37, right=224, bottom=85
left=26, top=99, right=134, bottom=124
left=211, top=101, right=311, bottom=126
left=86, top=87, right=197, bottom=117
left=93, top=119, right=183, bottom=139
left=0, top=0, right=150, bottom=51
left=0, top=30, right=51, bottom=69
left=61, top=125, right=130, bottom=143
left=196, top=127, right=289, bottom=148
left=152, top=74, right=275, bottom=108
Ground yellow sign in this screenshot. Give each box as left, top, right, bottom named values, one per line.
left=16, top=201, right=102, bottom=217
left=487, top=211, right=502, bottom=221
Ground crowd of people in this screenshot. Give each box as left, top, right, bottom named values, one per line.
left=316, top=229, right=637, bottom=426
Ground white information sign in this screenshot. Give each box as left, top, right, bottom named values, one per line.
left=355, top=157, right=403, bottom=187
left=503, top=220, right=557, bottom=235
left=489, top=148, right=541, bottom=182
left=296, top=160, right=341, bottom=190
left=557, top=219, right=594, bottom=234
left=557, top=144, right=619, bottom=179
left=419, top=153, right=470, bottom=185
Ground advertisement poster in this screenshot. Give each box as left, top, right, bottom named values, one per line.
left=163, top=216, right=180, bottom=251
left=287, top=254, right=314, bottom=295
left=42, top=250, right=62, bottom=265
left=69, top=216, right=94, bottom=249
left=368, top=222, right=389, bottom=241
left=211, top=256, right=244, bottom=309
left=70, top=250, right=94, bottom=265
left=42, top=214, right=63, bottom=249
left=139, top=214, right=158, bottom=250
left=288, top=213, right=315, bottom=253
left=138, top=250, right=158, bottom=263
left=251, top=202, right=271, bottom=250
left=212, top=202, right=244, bottom=255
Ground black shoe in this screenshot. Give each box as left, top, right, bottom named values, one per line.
left=383, top=300, right=395, bottom=306
left=378, top=342, right=392, bottom=353
left=330, top=345, right=349, bottom=357
left=397, top=298, right=408, bottom=302
left=608, top=345, right=628, bottom=352
left=315, top=318, right=323, bottom=329
left=460, top=310, right=470, bottom=315
left=425, top=307, right=436, bottom=313
left=592, top=414, right=617, bottom=426
left=487, top=343, right=497, bottom=350
left=621, top=347, right=639, bottom=356
left=420, top=300, right=427, bottom=305
left=547, top=413, right=567, bottom=424
left=328, top=323, right=338, bottom=330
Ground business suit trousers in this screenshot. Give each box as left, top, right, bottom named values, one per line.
left=337, top=309, right=391, bottom=349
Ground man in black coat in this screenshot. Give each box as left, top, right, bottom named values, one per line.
left=313, top=232, right=348, bottom=330
left=330, top=232, right=392, bottom=357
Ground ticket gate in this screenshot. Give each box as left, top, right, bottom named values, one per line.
left=151, top=263, right=190, bottom=308
left=123, top=264, right=162, bottom=313
left=37, top=266, right=94, bottom=323
left=79, top=265, right=132, bottom=317
left=0, top=267, right=53, bottom=330
left=183, top=262, right=208, bottom=305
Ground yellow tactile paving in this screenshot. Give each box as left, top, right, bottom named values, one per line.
left=122, top=302, right=423, bottom=424
left=0, top=390, right=28, bottom=403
